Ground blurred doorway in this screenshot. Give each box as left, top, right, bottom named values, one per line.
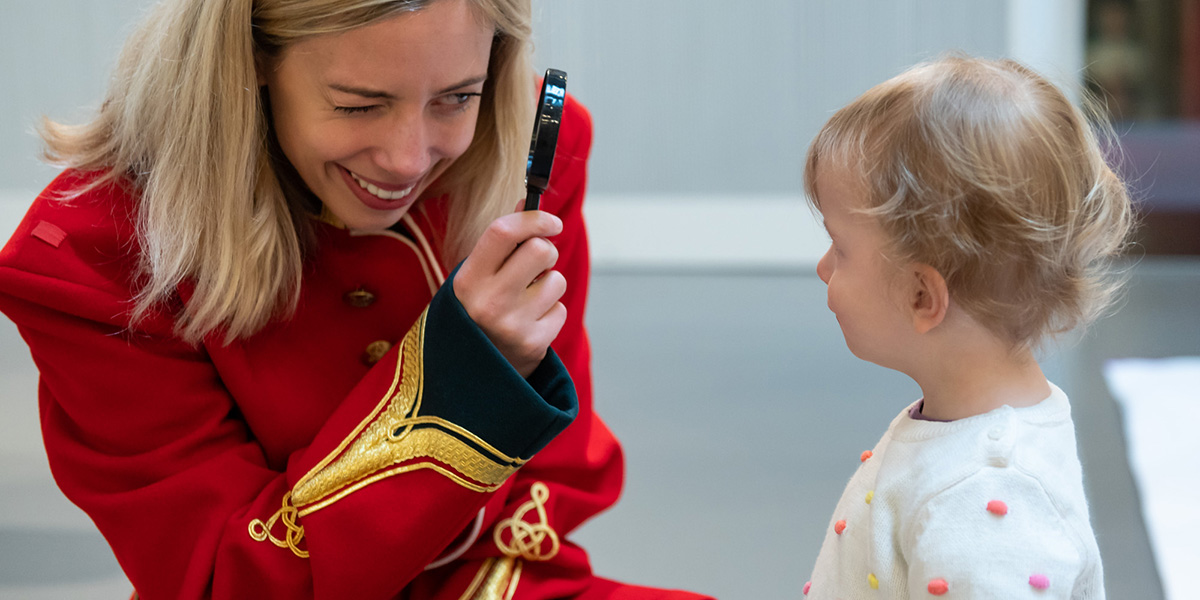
left=1086, top=0, right=1200, bottom=254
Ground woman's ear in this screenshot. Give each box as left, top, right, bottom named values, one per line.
left=254, top=53, right=269, bottom=87
left=909, top=263, right=949, bottom=334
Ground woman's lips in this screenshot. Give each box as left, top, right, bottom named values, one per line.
left=339, top=166, right=420, bottom=211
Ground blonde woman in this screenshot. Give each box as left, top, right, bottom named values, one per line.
left=0, top=1, right=714, bottom=598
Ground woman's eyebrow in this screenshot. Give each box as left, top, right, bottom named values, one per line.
left=328, top=83, right=395, bottom=100
left=435, top=75, right=488, bottom=95
left=327, top=75, right=488, bottom=100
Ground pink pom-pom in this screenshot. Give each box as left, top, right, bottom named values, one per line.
left=987, top=500, right=1009, bottom=516
left=927, top=578, right=949, bottom=595
left=1029, top=574, right=1050, bottom=590
left=803, top=581, right=811, bottom=595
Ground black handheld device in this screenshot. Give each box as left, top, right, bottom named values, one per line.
left=523, top=69, right=567, bottom=211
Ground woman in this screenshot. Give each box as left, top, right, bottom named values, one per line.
left=0, top=0, right=713, bottom=598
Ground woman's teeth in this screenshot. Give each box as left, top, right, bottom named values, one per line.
left=351, top=172, right=414, bottom=201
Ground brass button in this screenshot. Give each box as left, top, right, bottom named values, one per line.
left=344, top=288, right=377, bottom=308
left=362, top=340, right=393, bottom=366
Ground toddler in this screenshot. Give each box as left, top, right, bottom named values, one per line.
left=802, top=56, right=1132, bottom=599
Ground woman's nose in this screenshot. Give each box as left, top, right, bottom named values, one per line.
left=374, top=112, right=434, bottom=177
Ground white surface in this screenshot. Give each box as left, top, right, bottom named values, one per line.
left=1104, top=357, right=1200, bottom=600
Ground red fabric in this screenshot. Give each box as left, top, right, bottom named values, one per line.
left=30, top=221, right=67, bottom=247
left=0, top=98, right=711, bottom=600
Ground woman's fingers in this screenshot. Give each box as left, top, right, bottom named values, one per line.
left=451, top=211, right=568, bottom=378
left=467, top=211, right=562, bottom=277
left=501, top=236, right=559, bottom=289
left=481, top=269, right=566, bottom=345
left=524, top=268, right=567, bottom=314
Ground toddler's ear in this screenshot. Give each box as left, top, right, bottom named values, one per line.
left=909, top=264, right=949, bottom=334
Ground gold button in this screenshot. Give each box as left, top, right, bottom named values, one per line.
left=362, top=340, right=393, bottom=366
left=344, top=288, right=376, bottom=308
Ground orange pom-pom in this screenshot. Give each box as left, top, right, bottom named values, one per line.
left=860, top=450, right=873, bottom=462
left=928, top=578, right=949, bottom=595
left=834, top=520, right=847, bottom=535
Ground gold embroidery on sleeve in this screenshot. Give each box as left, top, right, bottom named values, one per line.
left=291, top=308, right=525, bottom=513
left=248, top=492, right=309, bottom=558
left=250, top=308, right=531, bottom=555
left=494, top=482, right=560, bottom=562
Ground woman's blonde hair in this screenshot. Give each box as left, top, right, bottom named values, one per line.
left=804, top=56, right=1134, bottom=348
left=40, top=0, right=534, bottom=344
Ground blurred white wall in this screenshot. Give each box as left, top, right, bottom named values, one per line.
left=0, top=0, right=1084, bottom=267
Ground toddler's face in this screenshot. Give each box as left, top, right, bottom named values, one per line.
left=814, top=165, right=912, bottom=369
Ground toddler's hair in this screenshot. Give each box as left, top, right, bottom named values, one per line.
left=804, top=56, right=1133, bottom=348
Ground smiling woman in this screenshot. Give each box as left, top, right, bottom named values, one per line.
left=0, top=1, right=714, bottom=599
left=263, top=1, right=492, bottom=231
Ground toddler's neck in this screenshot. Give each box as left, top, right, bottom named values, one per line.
left=911, top=339, right=1051, bottom=422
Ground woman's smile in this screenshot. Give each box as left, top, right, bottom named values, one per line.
left=339, top=165, right=421, bottom=211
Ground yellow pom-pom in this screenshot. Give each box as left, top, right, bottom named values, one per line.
left=865, top=491, right=874, bottom=504
left=868, top=573, right=879, bottom=590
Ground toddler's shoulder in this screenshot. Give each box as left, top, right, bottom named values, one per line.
left=901, top=465, right=1100, bottom=598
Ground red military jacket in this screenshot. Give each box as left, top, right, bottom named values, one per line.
left=0, top=98, right=707, bottom=600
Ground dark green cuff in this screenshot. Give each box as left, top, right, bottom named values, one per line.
left=419, top=264, right=578, bottom=460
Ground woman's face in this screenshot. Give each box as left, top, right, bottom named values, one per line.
left=263, top=0, right=494, bottom=230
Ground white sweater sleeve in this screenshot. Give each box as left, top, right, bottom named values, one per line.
left=902, top=468, right=1086, bottom=599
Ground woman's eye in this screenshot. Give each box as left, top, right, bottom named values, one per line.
left=336, top=105, right=376, bottom=114
left=437, top=92, right=482, bottom=109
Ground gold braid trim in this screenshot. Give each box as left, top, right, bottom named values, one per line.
left=291, top=309, right=524, bottom=512
left=248, top=492, right=309, bottom=558
left=494, top=482, right=560, bottom=562
left=249, top=308, right=527, bottom=556
left=297, top=432, right=518, bottom=517
left=458, top=557, right=523, bottom=600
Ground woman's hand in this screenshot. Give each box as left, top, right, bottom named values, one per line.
left=453, top=211, right=567, bottom=378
